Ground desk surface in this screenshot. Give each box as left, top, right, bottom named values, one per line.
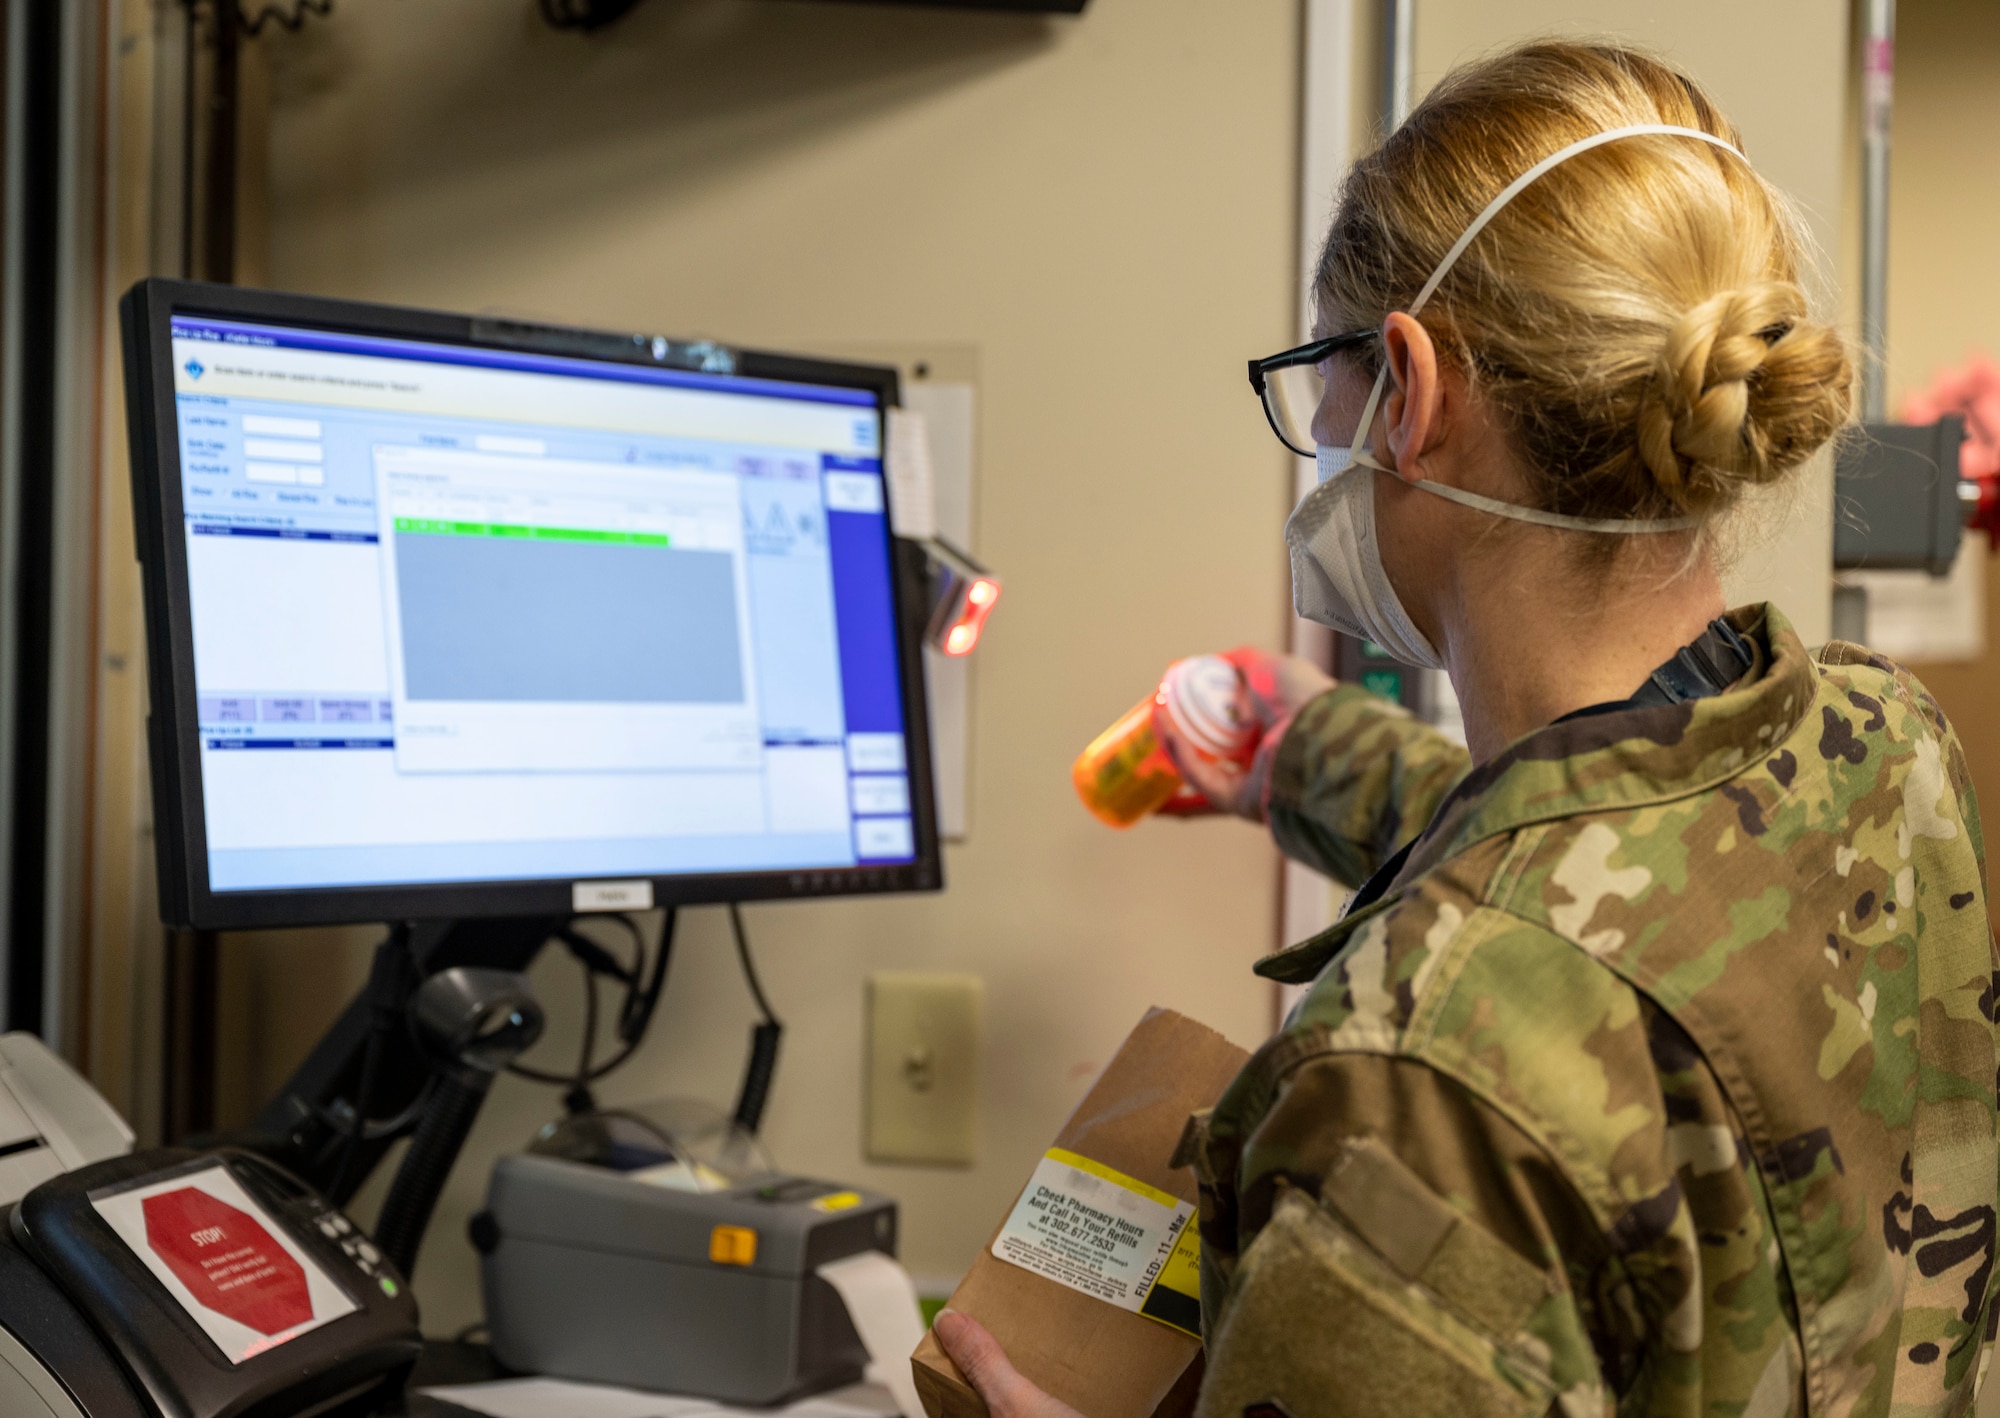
left=378, top=1343, right=902, bottom=1418
left=377, top=1340, right=507, bottom=1417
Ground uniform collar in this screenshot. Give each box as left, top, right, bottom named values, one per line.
left=1255, top=604, right=1815, bottom=984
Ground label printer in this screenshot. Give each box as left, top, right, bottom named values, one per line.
left=475, top=1155, right=899, bottom=1405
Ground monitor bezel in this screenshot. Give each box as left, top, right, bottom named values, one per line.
left=122, top=278, right=943, bottom=930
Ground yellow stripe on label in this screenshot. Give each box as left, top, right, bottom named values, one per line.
left=1044, top=1148, right=1182, bottom=1210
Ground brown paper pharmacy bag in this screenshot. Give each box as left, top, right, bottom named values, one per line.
left=911, top=1007, right=1249, bottom=1418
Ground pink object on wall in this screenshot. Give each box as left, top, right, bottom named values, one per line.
left=1904, top=355, right=2000, bottom=544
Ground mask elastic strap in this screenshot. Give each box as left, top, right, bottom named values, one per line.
left=1368, top=458, right=1699, bottom=533
left=1342, top=123, right=1746, bottom=534
left=1409, top=124, right=1745, bottom=317
left=1345, top=367, right=1390, bottom=471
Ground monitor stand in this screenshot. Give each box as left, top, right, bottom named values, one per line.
left=229, top=915, right=567, bottom=1205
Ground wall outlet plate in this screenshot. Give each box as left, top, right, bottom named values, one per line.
left=865, top=972, right=981, bottom=1166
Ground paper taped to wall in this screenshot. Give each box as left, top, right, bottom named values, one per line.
left=886, top=408, right=938, bottom=541
left=816, top=1250, right=928, bottom=1418
left=1847, top=533, right=1988, bottom=662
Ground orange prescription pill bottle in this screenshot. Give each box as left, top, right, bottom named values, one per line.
left=1071, top=655, right=1258, bottom=827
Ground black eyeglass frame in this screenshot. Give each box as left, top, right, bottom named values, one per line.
left=1247, top=329, right=1378, bottom=457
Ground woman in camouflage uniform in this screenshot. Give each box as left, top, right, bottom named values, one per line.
left=935, top=39, right=1997, bottom=1418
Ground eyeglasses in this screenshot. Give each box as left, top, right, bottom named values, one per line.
left=1247, top=330, right=1378, bottom=458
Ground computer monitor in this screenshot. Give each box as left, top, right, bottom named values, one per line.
left=121, top=280, right=941, bottom=930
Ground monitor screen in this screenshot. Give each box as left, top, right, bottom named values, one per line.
left=124, top=283, right=939, bottom=927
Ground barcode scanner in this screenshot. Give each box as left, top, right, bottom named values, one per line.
left=371, top=970, right=543, bottom=1279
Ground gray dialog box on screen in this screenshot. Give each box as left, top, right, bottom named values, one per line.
left=395, top=535, right=746, bottom=703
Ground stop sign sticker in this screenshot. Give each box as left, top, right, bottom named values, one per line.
left=91, top=1165, right=357, bottom=1364
left=142, top=1187, right=312, bottom=1336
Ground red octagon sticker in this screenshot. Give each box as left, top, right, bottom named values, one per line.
left=142, top=1187, right=313, bottom=1337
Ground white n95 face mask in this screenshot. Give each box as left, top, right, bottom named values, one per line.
left=1285, top=123, right=1746, bottom=666
left=1285, top=443, right=1443, bottom=670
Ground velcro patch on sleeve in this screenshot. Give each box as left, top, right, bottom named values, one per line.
left=1322, top=1137, right=1551, bottom=1340
left=1195, top=1189, right=1552, bottom=1418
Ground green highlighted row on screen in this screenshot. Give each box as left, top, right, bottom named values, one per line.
left=393, top=516, right=670, bottom=547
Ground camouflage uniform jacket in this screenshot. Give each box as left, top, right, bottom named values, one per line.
left=1190, top=605, right=1999, bottom=1418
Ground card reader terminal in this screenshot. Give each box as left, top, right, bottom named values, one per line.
left=11, top=1148, right=421, bottom=1418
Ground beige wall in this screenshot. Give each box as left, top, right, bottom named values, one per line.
left=1407, top=1, right=1852, bottom=646
left=1885, top=0, right=2000, bottom=409
left=1873, top=1, right=2000, bottom=847
left=244, top=0, right=1302, bottom=1332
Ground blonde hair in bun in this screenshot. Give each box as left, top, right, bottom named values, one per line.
left=1317, top=41, right=1852, bottom=527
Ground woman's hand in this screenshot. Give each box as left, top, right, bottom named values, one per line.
left=930, top=1311, right=1085, bottom=1418
left=1156, top=647, right=1333, bottom=821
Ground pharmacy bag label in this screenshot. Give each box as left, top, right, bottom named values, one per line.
left=991, top=1148, right=1200, bottom=1334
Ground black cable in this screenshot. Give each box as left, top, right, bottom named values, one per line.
left=729, top=904, right=777, bottom=1025
left=508, top=912, right=673, bottom=1093
left=618, top=908, right=673, bottom=1047
left=572, top=957, right=600, bottom=1109
left=584, top=962, right=601, bottom=1075
left=478, top=906, right=774, bottom=1139
left=238, top=0, right=333, bottom=36
left=323, top=1083, right=431, bottom=1144
left=373, top=1069, right=489, bottom=1278
left=327, top=1032, right=383, bottom=1202
left=327, top=925, right=417, bottom=1204
left=508, top=917, right=635, bottom=1086
left=555, top=923, right=637, bottom=988
left=729, top=905, right=783, bottom=1135
left=539, top=0, right=646, bottom=32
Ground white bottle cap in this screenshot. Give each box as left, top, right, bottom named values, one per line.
left=1160, top=655, right=1255, bottom=761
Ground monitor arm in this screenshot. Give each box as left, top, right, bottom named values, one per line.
left=234, top=915, right=568, bottom=1205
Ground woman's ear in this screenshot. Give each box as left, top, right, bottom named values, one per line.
left=1379, top=312, right=1443, bottom=483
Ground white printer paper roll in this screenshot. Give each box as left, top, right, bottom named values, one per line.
left=815, top=1251, right=926, bottom=1418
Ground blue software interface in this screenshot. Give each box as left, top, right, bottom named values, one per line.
left=169, top=315, right=917, bottom=891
